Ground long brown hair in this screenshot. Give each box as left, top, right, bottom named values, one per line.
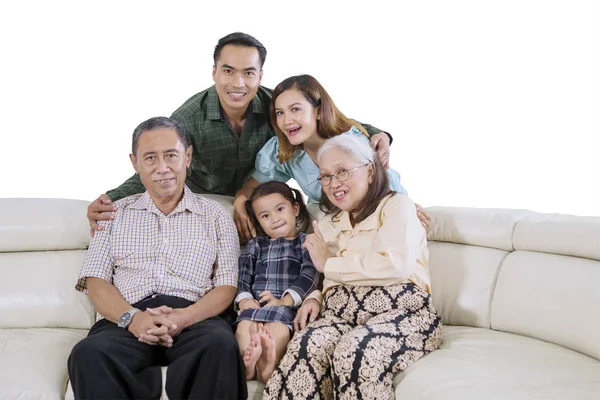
left=270, top=74, right=369, bottom=163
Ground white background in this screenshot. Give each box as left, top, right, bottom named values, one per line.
left=1, top=0, right=598, bottom=216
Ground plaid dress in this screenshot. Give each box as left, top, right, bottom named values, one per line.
left=235, top=233, right=319, bottom=330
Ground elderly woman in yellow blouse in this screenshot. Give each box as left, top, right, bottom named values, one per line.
left=263, top=134, right=443, bottom=399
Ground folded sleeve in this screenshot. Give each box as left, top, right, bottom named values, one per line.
left=237, top=239, right=258, bottom=298
left=324, top=196, right=424, bottom=286
left=212, top=208, right=241, bottom=288
left=75, top=218, right=115, bottom=294
left=303, top=289, right=324, bottom=305
left=251, top=137, right=293, bottom=183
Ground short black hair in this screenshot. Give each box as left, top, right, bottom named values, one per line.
left=213, top=32, right=267, bottom=68
left=131, top=116, right=188, bottom=155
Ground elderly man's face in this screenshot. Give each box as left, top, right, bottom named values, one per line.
left=129, top=128, right=191, bottom=202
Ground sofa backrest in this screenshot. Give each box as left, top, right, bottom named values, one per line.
left=427, top=206, right=600, bottom=361
left=0, top=198, right=95, bottom=329
left=2, top=197, right=598, bottom=361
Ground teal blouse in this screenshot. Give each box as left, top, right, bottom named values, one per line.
left=252, top=127, right=408, bottom=203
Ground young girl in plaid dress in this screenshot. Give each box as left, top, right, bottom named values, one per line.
left=234, top=181, right=320, bottom=383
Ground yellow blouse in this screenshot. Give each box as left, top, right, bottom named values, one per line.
left=309, top=194, right=430, bottom=304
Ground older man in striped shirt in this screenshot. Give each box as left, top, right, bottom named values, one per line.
left=68, top=116, right=246, bottom=399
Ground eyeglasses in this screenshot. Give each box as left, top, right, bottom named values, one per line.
left=317, top=163, right=370, bottom=186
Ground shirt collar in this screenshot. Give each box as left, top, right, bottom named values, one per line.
left=178, top=186, right=203, bottom=215
left=128, top=185, right=202, bottom=216
left=129, top=191, right=152, bottom=211
left=207, top=85, right=265, bottom=121
left=321, top=195, right=392, bottom=237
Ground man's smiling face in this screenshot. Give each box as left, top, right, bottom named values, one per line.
left=212, top=44, right=263, bottom=115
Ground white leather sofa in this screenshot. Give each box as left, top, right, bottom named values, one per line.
left=1, top=197, right=599, bottom=400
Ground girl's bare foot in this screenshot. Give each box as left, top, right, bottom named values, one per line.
left=249, top=322, right=263, bottom=336
left=243, top=333, right=263, bottom=380
left=256, top=327, right=277, bottom=383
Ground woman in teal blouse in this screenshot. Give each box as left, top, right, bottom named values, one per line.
left=233, top=74, right=422, bottom=241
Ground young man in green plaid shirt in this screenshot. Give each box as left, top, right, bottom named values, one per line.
left=87, top=32, right=394, bottom=236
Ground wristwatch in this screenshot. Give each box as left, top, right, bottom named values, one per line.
left=117, top=308, right=140, bottom=329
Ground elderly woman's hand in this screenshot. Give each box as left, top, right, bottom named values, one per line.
left=303, top=221, right=332, bottom=273
left=294, top=298, right=320, bottom=332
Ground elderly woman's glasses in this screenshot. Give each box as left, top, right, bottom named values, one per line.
left=317, top=163, right=370, bottom=186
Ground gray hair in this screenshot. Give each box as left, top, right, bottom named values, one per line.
left=317, top=134, right=375, bottom=165
left=317, top=132, right=394, bottom=224
left=131, top=116, right=188, bottom=155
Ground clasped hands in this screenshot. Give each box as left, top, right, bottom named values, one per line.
left=128, top=306, right=192, bottom=348
left=238, top=290, right=294, bottom=312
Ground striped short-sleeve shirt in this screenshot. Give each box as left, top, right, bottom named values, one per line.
left=76, top=186, right=240, bottom=304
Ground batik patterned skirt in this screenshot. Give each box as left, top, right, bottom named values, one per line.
left=263, top=283, right=443, bottom=399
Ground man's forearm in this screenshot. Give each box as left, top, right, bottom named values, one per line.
left=87, top=277, right=133, bottom=323
left=187, top=285, right=237, bottom=325
left=235, top=177, right=261, bottom=200
left=361, top=123, right=393, bottom=145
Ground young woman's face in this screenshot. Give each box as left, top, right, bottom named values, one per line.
left=252, top=193, right=299, bottom=239
left=319, top=148, right=373, bottom=215
left=274, top=89, right=319, bottom=146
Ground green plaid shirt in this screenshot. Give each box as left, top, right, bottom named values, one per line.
left=107, top=85, right=387, bottom=200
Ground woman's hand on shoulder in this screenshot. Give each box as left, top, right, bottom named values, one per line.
left=303, top=221, right=332, bottom=273
left=294, top=298, right=320, bottom=332
left=415, top=203, right=432, bottom=229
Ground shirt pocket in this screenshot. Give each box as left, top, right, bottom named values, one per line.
left=111, top=223, right=158, bottom=271
left=113, top=247, right=159, bottom=274
left=167, top=239, right=217, bottom=285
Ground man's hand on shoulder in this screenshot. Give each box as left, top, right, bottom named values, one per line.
left=369, top=132, right=390, bottom=169
left=233, top=193, right=256, bottom=243
left=88, top=194, right=117, bottom=237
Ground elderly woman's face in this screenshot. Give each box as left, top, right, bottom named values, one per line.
left=319, top=148, right=372, bottom=215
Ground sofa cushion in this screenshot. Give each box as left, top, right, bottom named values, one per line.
left=65, top=367, right=266, bottom=400
left=394, top=326, right=600, bottom=399
left=66, top=326, right=600, bottom=399
left=491, top=250, right=600, bottom=361
left=0, top=328, right=87, bottom=400
left=513, top=213, right=600, bottom=261
left=428, top=241, right=508, bottom=328
left=0, top=198, right=90, bottom=252
left=427, top=207, right=534, bottom=251
left=0, top=251, right=95, bottom=329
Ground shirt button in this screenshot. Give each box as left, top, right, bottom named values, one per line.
left=163, top=239, right=168, bottom=245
